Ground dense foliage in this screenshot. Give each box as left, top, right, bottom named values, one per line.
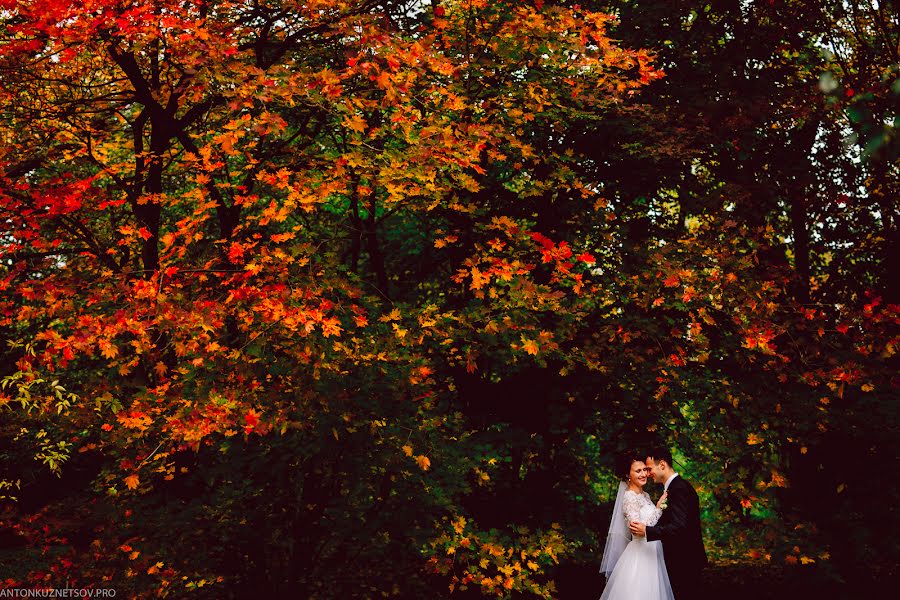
left=0, top=1, right=896, bottom=598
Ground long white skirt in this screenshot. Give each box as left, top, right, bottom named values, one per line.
left=599, top=537, right=674, bottom=600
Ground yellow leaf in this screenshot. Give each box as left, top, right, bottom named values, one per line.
left=452, top=517, right=466, bottom=534
left=123, top=474, right=140, bottom=490
left=100, top=341, right=119, bottom=359
left=401, top=444, right=413, bottom=457
left=861, top=383, right=874, bottom=392
left=379, top=308, right=401, bottom=322
left=415, top=455, right=431, bottom=471
left=343, top=114, right=367, bottom=133
left=746, top=433, right=762, bottom=445
left=129, top=550, right=141, bottom=560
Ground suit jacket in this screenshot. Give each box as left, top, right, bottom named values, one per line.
left=646, top=475, right=707, bottom=577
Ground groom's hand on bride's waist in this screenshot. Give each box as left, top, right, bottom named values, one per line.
left=628, top=522, right=646, bottom=537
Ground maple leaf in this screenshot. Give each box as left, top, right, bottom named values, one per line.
left=320, top=317, right=342, bottom=337
left=379, top=308, right=401, bottom=322
left=470, top=267, right=489, bottom=290
left=416, top=455, right=431, bottom=471
left=99, top=341, right=119, bottom=359
left=521, top=337, right=539, bottom=356
left=228, top=242, right=244, bottom=263
left=242, top=409, right=261, bottom=435
left=770, top=471, right=788, bottom=488
left=529, top=232, right=554, bottom=249
left=343, top=114, right=367, bottom=133
left=124, top=474, right=140, bottom=490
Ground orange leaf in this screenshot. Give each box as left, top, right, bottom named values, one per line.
left=470, top=267, right=489, bottom=290
left=153, top=361, right=168, bottom=378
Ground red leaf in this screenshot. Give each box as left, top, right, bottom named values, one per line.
left=228, top=242, right=244, bottom=263
left=663, top=273, right=680, bottom=287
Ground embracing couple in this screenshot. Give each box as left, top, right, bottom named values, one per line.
left=599, top=448, right=708, bottom=600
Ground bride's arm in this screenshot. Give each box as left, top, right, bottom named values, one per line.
left=622, top=491, right=643, bottom=524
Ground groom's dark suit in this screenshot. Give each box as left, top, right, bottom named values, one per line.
left=646, top=475, right=707, bottom=599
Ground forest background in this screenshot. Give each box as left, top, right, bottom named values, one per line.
left=0, top=1, right=897, bottom=598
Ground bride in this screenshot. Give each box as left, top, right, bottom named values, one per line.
left=598, top=453, right=674, bottom=600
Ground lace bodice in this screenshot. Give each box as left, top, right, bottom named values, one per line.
left=622, top=490, right=662, bottom=526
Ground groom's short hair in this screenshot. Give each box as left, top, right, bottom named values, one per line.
left=647, top=447, right=673, bottom=468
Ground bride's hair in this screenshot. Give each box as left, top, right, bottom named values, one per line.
left=616, top=451, right=644, bottom=481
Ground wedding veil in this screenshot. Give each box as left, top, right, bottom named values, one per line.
left=599, top=481, right=631, bottom=578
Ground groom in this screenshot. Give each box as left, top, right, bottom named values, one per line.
left=628, top=447, right=707, bottom=599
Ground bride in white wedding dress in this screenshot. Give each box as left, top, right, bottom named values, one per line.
left=598, top=454, right=675, bottom=600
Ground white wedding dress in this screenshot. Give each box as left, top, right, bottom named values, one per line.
left=599, top=489, right=674, bottom=600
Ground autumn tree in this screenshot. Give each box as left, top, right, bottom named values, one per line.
left=0, top=0, right=896, bottom=597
